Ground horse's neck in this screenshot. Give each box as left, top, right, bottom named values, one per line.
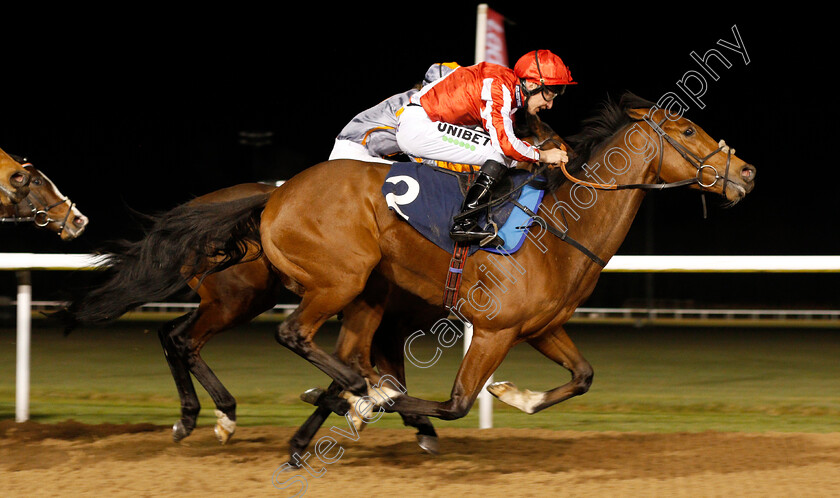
left=547, top=128, right=655, bottom=261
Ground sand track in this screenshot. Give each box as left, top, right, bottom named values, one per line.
left=2, top=421, right=839, bottom=497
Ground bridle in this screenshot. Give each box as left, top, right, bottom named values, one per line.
left=555, top=115, right=734, bottom=197
left=505, top=115, right=736, bottom=266
left=0, top=164, right=78, bottom=235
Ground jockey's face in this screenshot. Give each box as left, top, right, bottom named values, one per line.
left=524, top=81, right=554, bottom=115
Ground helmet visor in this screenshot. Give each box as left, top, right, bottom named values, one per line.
left=545, top=84, right=566, bottom=97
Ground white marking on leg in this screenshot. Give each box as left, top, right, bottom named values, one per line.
left=339, top=392, right=366, bottom=431
left=368, top=384, right=404, bottom=405
left=214, top=409, right=236, bottom=444
left=487, top=381, right=546, bottom=414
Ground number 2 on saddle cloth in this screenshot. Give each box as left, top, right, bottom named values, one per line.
left=381, top=161, right=548, bottom=308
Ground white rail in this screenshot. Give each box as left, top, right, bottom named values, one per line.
left=3, top=253, right=840, bottom=424
left=5, top=253, right=840, bottom=272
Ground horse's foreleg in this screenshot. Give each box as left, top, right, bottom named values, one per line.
left=370, top=317, right=439, bottom=454
left=287, top=381, right=344, bottom=465
left=487, top=326, right=593, bottom=414
left=287, top=406, right=333, bottom=467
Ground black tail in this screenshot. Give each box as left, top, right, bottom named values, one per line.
left=62, top=193, right=271, bottom=327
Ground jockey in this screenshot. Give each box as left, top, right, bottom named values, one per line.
left=329, top=62, right=461, bottom=163
left=395, top=50, right=576, bottom=244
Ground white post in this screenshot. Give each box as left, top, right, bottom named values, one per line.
left=15, top=270, right=31, bottom=423
left=474, top=4, right=488, bottom=65
left=469, top=2, right=494, bottom=430
left=463, top=321, right=493, bottom=429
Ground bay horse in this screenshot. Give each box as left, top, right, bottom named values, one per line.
left=256, top=91, right=755, bottom=422
left=0, top=161, right=89, bottom=240
left=64, top=92, right=755, bottom=455
left=0, top=147, right=32, bottom=205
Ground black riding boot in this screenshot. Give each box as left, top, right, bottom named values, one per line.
left=449, top=160, right=508, bottom=244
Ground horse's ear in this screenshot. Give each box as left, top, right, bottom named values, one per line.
left=626, top=107, right=651, bottom=121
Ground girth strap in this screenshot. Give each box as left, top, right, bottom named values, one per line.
left=443, top=168, right=479, bottom=308
left=443, top=243, right=470, bottom=308
left=508, top=198, right=607, bottom=267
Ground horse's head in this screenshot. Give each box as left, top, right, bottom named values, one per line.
left=17, top=165, right=89, bottom=240
left=626, top=106, right=756, bottom=205
left=0, top=148, right=32, bottom=204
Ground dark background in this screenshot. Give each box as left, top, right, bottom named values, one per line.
left=1, top=4, right=836, bottom=309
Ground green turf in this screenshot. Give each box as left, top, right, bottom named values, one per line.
left=1, top=320, right=838, bottom=432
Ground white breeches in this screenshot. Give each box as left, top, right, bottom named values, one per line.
left=395, top=105, right=508, bottom=167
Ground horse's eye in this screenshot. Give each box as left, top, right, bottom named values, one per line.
left=32, top=179, right=42, bottom=186
left=683, top=128, right=696, bottom=137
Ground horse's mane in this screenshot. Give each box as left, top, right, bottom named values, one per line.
left=544, top=91, right=655, bottom=191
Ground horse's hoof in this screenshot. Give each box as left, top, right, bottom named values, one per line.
left=416, top=434, right=440, bottom=455
left=300, top=387, right=324, bottom=405
left=172, top=420, right=193, bottom=443
left=487, top=380, right=516, bottom=398
left=339, top=392, right=367, bottom=431
left=214, top=409, right=236, bottom=445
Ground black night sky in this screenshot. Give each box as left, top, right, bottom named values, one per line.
left=1, top=4, right=836, bottom=310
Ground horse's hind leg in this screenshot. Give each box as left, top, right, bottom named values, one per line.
left=292, top=308, right=442, bottom=457
left=262, top=170, right=385, bottom=396
left=183, top=308, right=243, bottom=445
left=184, top=264, right=280, bottom=444
left=160, top=260, right=279, bottom=444
left=159, top=308, right=240, bottom=443
left=275, top=273, right=387, bottom=397
left=284, top=279, right=392, bottom=461
left=158, top=312, right=202, bottom=442
left=487, top=325, right=593, bottom=414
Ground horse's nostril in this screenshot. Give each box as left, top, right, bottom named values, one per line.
left=11, top=172, right=30, bottom=187
left=741, top=165, right=755, bottom=182
left=74, top=216, right=87, bottom=227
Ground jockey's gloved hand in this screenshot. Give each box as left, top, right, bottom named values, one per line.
left=539, top=148, right=568, bottom=167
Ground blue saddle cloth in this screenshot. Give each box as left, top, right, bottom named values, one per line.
left=381, top=162, right=545, bottom=256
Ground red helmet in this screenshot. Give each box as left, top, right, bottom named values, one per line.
left=514, top=50, right=576, bottom=94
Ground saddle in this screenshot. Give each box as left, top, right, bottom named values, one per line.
left=381, top=162, right=547, bottom=307
left=382, top=162, right=546, bottom=254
